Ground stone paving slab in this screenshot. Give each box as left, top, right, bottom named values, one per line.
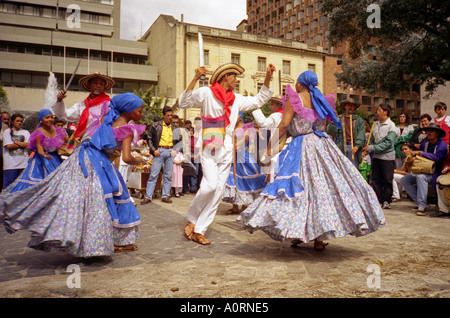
left=0, top=193, right=449, bottom=299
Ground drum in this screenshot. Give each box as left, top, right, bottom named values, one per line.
left=437, top=173, right=450, bottom=206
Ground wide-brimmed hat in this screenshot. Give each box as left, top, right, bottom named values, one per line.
left=340, top=97, right=360, bottom=109
left=78, top=72, right=115, bottom=91
left=270, top=94, right=283, bottom=104
left=210, top=63, right=245, bottom=85
left=424, top=122, right=446, bottom=138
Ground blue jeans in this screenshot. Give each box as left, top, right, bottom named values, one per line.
left=3, top=169, right=24, bottom=189
left=400, top=173, right=432, bottom=209
left=345, top=144, right=359, bottom=168
left=145, top=148, right=173, bottom=199
left=183, top=156, right=199, bottom=192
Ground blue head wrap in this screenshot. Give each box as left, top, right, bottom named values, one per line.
left=37, top=109, right=53, bottom=127
left=297, top=71, right=341, bottom=129
left=89, top=92, right=143, bottom=151
left=38, top=109, right=53, bottom=122
left=103, top=92, right=143, bottom=126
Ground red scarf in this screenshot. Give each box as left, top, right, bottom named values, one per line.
left=210, top=82, right=235, bottom=127
left=74, top=93, right=111, bottom=138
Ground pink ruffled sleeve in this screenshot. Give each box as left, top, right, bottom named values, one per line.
left=27, top=129, right=42, bottom=151
left=112, top=124, right=146, bottom=146
left=282, top=84, right=321, bottom=123
left=27, top=126, right=66, bottom=151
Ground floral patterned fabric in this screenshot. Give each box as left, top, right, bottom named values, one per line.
left=237, top=87, right=386, bottom=243
left=0, top=102, right=141, bottom=257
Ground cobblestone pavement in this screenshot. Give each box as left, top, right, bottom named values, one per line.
left=0, top=192, right=449, bottom=300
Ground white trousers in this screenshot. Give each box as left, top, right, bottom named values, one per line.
left=392, top=173, right=405, bottom=200
left=186, top=148, right=232, bottom=235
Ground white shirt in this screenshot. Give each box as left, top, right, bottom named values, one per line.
left=179, top=85, right=274, bottom=138
left=252, top=109, right=283, bottom=130
left=51, top=100, right=86, bottom=122
left=179, top=85, right=273, bottom=162
left=395, top=124, right=414, bottom=137
left=2, top=128, right=30, bottom=170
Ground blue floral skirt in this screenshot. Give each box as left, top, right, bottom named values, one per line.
left=1, top=146, right=138, bottom=257
left=237, top=133, right=386, bottom=242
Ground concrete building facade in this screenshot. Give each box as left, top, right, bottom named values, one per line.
left=0, top=0, right=158, bottom=113
left=143, top=15, right=325, bottom=121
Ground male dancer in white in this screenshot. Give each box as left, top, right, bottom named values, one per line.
left=179, top=62, right=276, bottom=245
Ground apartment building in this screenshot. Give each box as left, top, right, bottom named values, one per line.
left=246, top=0, right=421, bottom=118
left=0, top=0, right=158, bottom=112
left=142, top=14, right=325, bottom=120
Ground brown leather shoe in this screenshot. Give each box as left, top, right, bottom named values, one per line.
left=191, top=232, right=211, bottom=245
left=140, top=197, right=152, bottom=205
left=184, top=222, right=195, bottom=239
left=161, top=197, right=172, bottom=204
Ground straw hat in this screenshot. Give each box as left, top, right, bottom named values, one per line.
left=270, top=94, right=283, bottom=104
left=339, top=97, right=360, bottom=109
left=210, top=63, right=245, bottom=85
left=78, top=72, right=115, bottom=91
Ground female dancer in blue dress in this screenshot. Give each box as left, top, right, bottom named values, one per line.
left=237, top=71, right=386, bottom=251
left=5, top=109, right=66, bottom=193
left=1, top=93, right=146, bottom=257
left=222, top=112, right=267, bottom=214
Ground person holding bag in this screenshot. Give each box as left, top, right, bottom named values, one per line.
left=400, top=123, right=448, bottom=216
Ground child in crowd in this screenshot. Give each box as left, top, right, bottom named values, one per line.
left=431, top=102, right=450, bottom=145
left=172, top=150, right=184, bottom=197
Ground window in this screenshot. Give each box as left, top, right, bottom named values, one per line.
left=199, top=78, right=209, bottom=88
left=231, top=53, right=240, bottom=65
left=362, top=96, right=372, bottom=105
left=204, top=50, right=210, bottom=66
left=308, top=63, right=316, bottom=73
left=258, top=57, right=266, bottom=72
left=234, top=83, right=240, bottom=94
left=282, top=60, right=291, bottom=75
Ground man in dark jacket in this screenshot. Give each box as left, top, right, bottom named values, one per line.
left=142, top=106, right=182, bottom=204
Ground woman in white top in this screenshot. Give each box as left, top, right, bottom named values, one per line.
left=2, top=113, right=30, bottom=188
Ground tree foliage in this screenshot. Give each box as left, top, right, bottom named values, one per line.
left=133, top=86, right=164, bottom=128
left=0, top=81, right=10, bottom=112
left=322, top=0, right=450, bottom=97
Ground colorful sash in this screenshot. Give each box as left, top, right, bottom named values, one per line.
left=202, top=114, right=226, bottom=151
